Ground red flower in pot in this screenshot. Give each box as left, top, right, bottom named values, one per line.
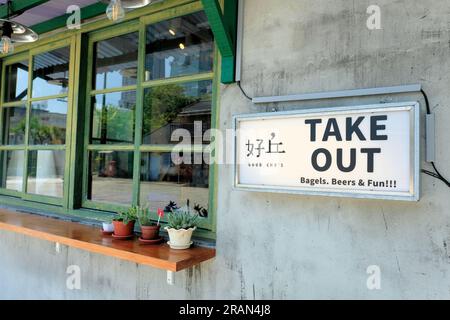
left=137, top=206, right=161, bottom=241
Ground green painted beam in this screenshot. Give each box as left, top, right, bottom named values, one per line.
left=223, top=0, right=238, bottom=48
left=201, top=0, right=234, bottom=56
left=201, top=0, right=237, bottom=84
left=31, top=3, right=108, bottom=35
left=0, top=0, right=50, bottom=19
left=222, top=0, right=238, bottom=83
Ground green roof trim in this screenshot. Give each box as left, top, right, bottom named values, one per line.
left=31, top=3, right=108, bottom=35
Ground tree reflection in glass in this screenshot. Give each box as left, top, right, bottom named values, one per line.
left=3, top=106, right=26, bottom=145
left=92, top=91, right=135, bottom=145
left=142, top=80, right=212, bottom=145
left=29, top=99, right=67, bottom=145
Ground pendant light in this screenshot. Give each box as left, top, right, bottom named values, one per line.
left=101, top=0, right=162, bottom=22
left=0, top=21, right=13, bottom=54
left=105, top=0, right=125, bottom=22
left=0, top=0, right=39, bottom=55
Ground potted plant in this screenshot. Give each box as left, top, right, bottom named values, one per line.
left=137, top=206, right=161, bottom=241
left=165, top=207, right=199, bottom=250
left=112, top=206, right=138, bottom=238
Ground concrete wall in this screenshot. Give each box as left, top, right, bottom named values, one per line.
left=1, top=0, right=450, bottom=299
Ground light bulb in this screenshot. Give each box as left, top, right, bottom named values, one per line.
left=106, top=0, right=125, bottom=23
left=169, top=29, right=176, bottom=36
left=179, top=43, right=185, bottom=50
left=0, top=36, right=14, bottom=54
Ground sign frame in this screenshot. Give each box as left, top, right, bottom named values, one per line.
left=233, top=102, right=421, bottom=201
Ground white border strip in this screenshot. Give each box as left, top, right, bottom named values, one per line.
left=252, top=84, right=422, bottom=104
left=235, top=0, right=244, bottom=82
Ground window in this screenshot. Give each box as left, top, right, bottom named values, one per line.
left=94, top=32, right=139, bottom=90
left=0, top=3, right=217, bottom=235
left=88, top=150, right=134, bottom=205
left=0, top=40, right=73, bottom=203
left=32, top=46, right=70, bottom=98
left=4, top=60, right=29, bottom=102
left=2, top=105, right=26, bottom=145
left=0, top=150, right=24, bottom=192
left=140, top=11, right=214, bottom=231
left=84, top=9, right=216, bottom=231
left=140, top=152, right=210, bottom=218
left=85, top=30, right=139, bottom=208
left=142, top=80, right=213, bottom=145
left=27, top=150, right=65, bottom=198
left=145, top=12, right=214, bottom=81
left=92, top=91, right=136, bottom=145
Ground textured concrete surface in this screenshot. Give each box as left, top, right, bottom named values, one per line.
left=1, top=0, right=450, bottom=299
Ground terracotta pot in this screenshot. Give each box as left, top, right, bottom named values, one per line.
left=140, top=225, right=160, bottom=240
left=113, top=220, right=135, bottom=237
left=165, top=227, right=196, bottom=250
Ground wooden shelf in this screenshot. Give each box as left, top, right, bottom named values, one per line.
left=0, top=209, right=215, bottom=272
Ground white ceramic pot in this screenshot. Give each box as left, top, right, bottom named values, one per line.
left=165, top=227, right=196, bottom=249
left=102, top=222, right=114, bottom=232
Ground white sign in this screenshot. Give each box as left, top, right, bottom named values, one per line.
left=234, top=102, right=420, bottom=201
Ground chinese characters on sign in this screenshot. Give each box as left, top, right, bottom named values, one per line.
left=246, top=133, right=286, bottom=168
left=246, top=133, right=286, bottom=157
left=234, top=103, right=420, bottom=201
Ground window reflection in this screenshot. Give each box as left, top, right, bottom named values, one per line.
left=91, top=91, right=136, bottom=144
left=140, top=152, right=209, bottom=217
left=1, top=150, right=24, bottom=192
left=145, top=12, right=214, bottom=81
left=27, top=150, right=65, bottom=198
left=2, top=106, right=26, bottom=145
left=5, top=60, right=29, bottom=102
left=142, top=80, right=212, bottom=145
left=94, top=32, right=139, bottom=90
left=32, top=47, right=70, bottom=98
left=29, top=99, right=68, bottom=145
left=88, top=151, right=134, bottom=205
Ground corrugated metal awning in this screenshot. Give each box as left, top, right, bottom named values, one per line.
left=0, top=0, right=98, bottom=27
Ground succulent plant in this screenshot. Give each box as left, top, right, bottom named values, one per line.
left=166, top=209, right=199, bottom=230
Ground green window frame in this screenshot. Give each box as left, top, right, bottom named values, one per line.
left=82, top=20, right=141, bottom=213
left=0, top=37, right=76, bottom=206
left=0, top=0, right=219, bottom=239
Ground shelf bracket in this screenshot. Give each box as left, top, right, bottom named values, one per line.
left=167, top=270, right=175, bottom=286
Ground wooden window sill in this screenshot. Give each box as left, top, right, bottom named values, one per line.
left=0, top=209, right=215, bottom=272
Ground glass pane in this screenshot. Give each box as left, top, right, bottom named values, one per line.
left=4, top=60, right=29, bottom=102
left=88, top=151, right=134, bottom=205
left=94, top=32, right=139, bottom=90
left=145, top=12, right=214, bottom=81
left=142, top=80, right=212, bottom=145
left=32, top=46, right=70, bottom=98
left=1, top=150, right=24, bottom=192
left=29, top=99, right=68, bottom=145
left=91, top=91, right=135, bottom=144
left=2, top=106, right=26, bottom=145
left=140, top=152, right=209, bottom=217
left=27, top=150, right=65, bottom=198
